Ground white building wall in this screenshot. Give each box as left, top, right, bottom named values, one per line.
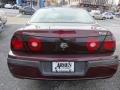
left=68, top=0, right=81, bottom=5
left=108, top=0, right=119, bottom=5
left=66, top=0, right=108, bottom=5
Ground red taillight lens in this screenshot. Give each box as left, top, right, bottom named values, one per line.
left=104, top=41, right=115, bottom=50
left=86, top=39, right=100, bottom=52
left=103, top=35, right=116, bottom=51
left=11, top=37, right=23, bottom=50
left=28, top=38, right=42, bottom=52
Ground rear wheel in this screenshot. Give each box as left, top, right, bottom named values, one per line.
left=22, top=12, right=25, bottom=15
left=103, top=17, right=106, bottom=20
left=3, top=22, right=6, bottom=26
left=110, top=17, right=113, bottom=19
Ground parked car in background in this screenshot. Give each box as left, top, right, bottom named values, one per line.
left=91, top=12, right=106, bottom=20
left=13, top=4, right=22, bottom=9
left=90, top=10, right=106, bottom=20
left=0, top=10, right=7, bottom=25
left=115, top=12, right=120, bottom=18
left=0, top=3, right=5, bottom=8
left=4, top=4, right=13, bottom=9
left=0, top=10, right=7, bottom=33
left=19, top=6, right=36, bottom=15
left=90, top=10, right=101, bottom=16
left=0, top=21, right=4, bottom=33
left=7, top=8, right=118, bottom=80
left=102, top=12, right=114, bottom=19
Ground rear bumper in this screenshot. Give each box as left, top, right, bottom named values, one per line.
left=7, top=53, right=119, bottom=80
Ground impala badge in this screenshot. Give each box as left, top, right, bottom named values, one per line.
left=60, top=42, right=68, bottom=50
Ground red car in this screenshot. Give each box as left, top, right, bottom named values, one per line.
left=7, top=8, right=119, bottom=80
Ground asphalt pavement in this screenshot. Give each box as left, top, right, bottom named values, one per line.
left=0, top=16, right=120, bottom=90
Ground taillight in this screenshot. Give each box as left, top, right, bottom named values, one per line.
left=103, top=36, right=115, bottom=50
left=104, top=41, right=115, bottom=50
left=86, top=39, right=100, bottom=52
left=11, top=37, right=23, bottom=50
left=28, top=38, right=42, bottom=52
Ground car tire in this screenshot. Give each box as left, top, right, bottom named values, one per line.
left=103, top=17, right=106, bottom=20
left=110, top=17, right=113, bottom=19
left=13, top=7, right=16, bottom=9
left=22, top=12, right=25, bottom=15
left=3, top=22, right=6, bottom=25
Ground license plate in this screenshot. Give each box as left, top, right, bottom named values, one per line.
left=52, top=62, right=74, bottom=72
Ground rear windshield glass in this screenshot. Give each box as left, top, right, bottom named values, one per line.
left=30, top=8, right=95, bottom=24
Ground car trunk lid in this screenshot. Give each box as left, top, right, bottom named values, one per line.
left=11, top=27, right=116, bottom=55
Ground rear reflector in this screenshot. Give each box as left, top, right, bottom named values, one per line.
left=28, top=38, right=42, bottom=52
left=11, top=37, right=23, bottom=50
left=86, top=39, right=100, bottom=52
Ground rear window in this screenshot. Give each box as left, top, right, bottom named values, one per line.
left=30, top=8, right=95, bottom=24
